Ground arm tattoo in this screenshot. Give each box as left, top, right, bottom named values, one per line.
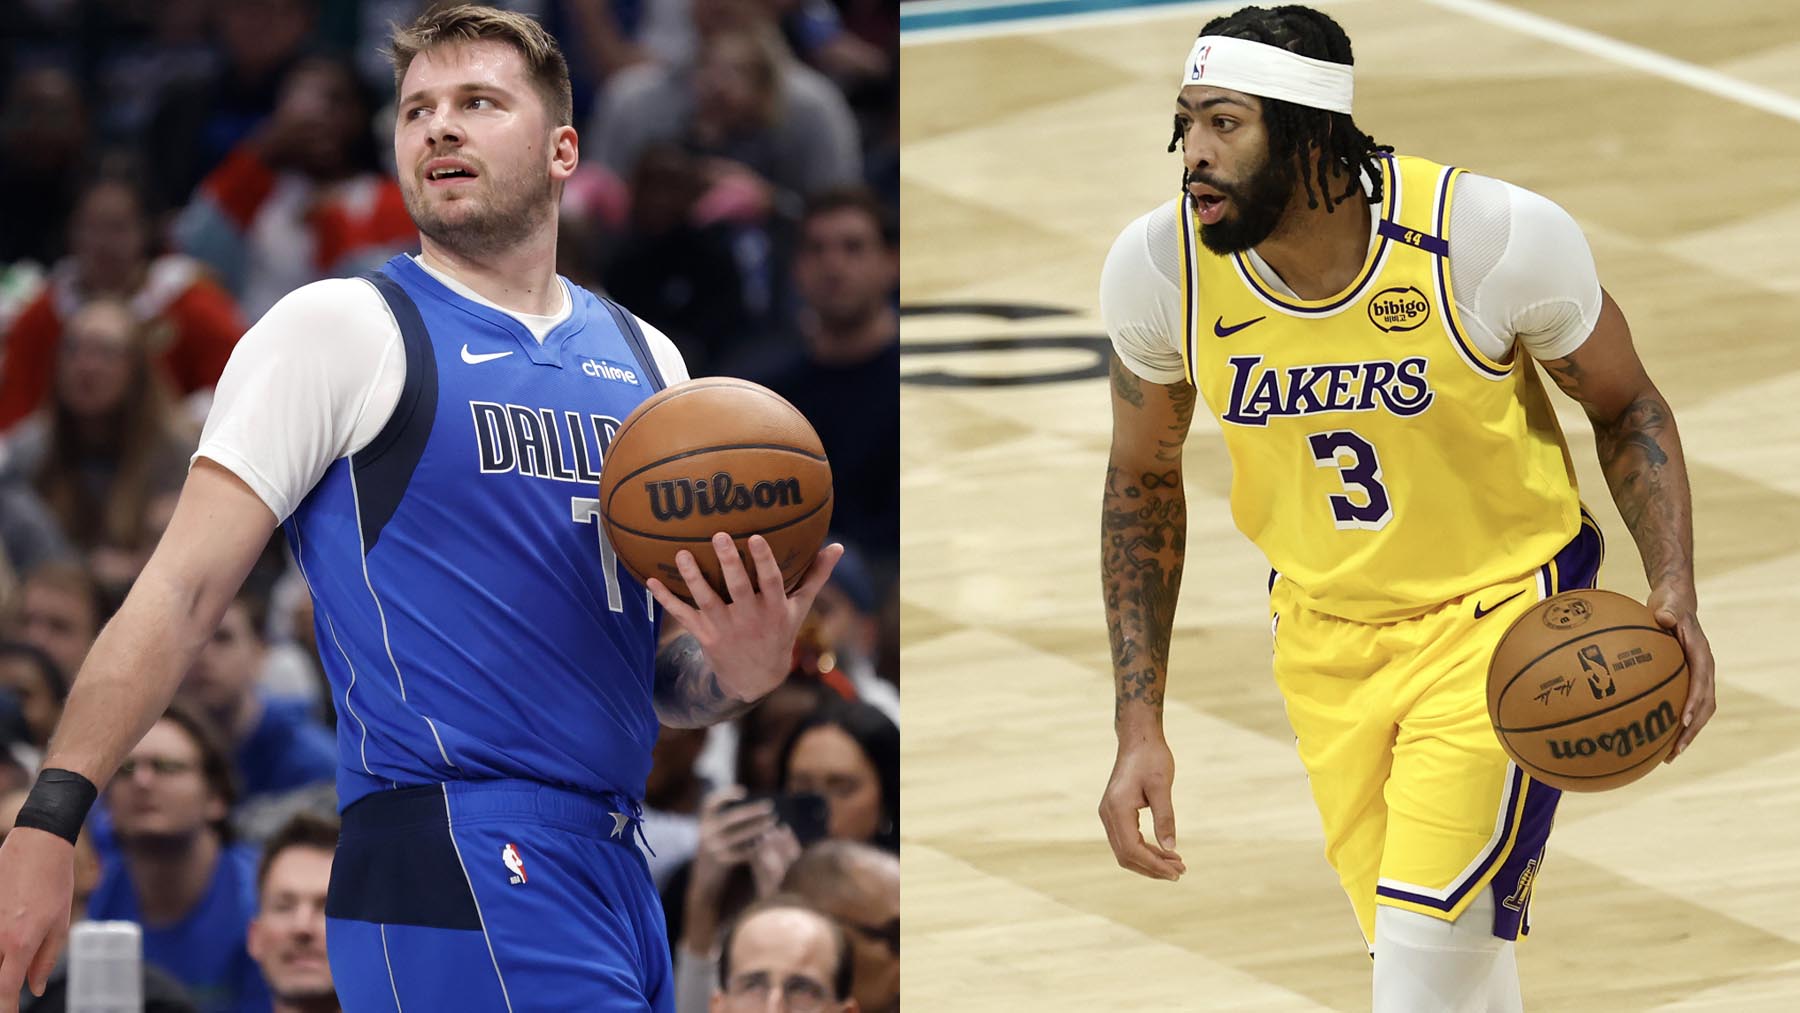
left=1111, top=354, right=1146, bottom=409
left=1102, top=361, right=1195, bottom=729
left=653, top=633, right=755, bottom=728
left=1542, top=357, right=1692, bottom=592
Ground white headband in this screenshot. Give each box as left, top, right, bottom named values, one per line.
left=1180, top=36, right=1354, bottom=115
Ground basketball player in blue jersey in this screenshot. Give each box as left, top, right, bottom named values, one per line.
left=0, top=6, right=842, bottom=1010
left=1095, top=6, right=1714, bottom=1010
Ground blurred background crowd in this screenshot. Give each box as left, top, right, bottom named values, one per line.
left=0, top=0, right=897, bottom=1010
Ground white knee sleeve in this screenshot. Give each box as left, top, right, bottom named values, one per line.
left=1373, top=892, right=1522, bottom=1013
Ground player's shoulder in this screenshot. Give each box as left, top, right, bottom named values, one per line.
left=251, top=276, right=392, bottom=337
left=1449, top=170, right=1582, bottom=237
left=1108, top=196, right=1185, bottom=255
left=1104, top=196, right=1185, bottom=285
left=224, top=277, right=399, bottom=381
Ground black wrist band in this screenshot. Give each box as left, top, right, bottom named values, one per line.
left=14, top=768, right=98, bottom=845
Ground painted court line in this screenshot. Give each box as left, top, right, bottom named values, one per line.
left=900, top=0, right=1263, bottom=45
left=1420, top=0, right=1800, bottom=125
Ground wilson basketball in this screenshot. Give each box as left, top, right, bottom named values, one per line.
left=598, top=378, right=833, bottom=604
left=1487, top=589, right=1688, bottom=792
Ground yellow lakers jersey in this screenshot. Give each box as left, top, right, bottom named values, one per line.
left=1178, top=154, right=1580, bottom=622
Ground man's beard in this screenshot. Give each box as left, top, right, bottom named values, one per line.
left=1187, top=151, right=1297, bottom=255
left=270, top=985, right=339, bottom=1012
left=115, top=829, right=204, bottom=857
left=403, top=164, right=555, bottom=260
left=814, top=293, right=883, bottom=336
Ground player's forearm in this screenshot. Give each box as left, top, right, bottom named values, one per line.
left=653, top=632, right=758, bottom=729
left=1592, top=389, right=1696, bottom=599
left=42, top=571, right=219, bottom=787
left=1102, top=457, right=1187, bottom=740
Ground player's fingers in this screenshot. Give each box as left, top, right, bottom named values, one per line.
left=674, top=549, right=725, bottom=611
left=787, top=543, right=845, bottom=615
left=1118, top=833, right=1180, bottom=880
left=0, top=946, right=29, bottom=1012
left=26, top=926, right=62, bottom=997
left=1146, top=777, right=1179, bottom=855
left=646, top=578, right=701, bottom=627
left=745, top=534, right=785, bottom=599
left=711, top=533, right=755, bottom=605
left=1670, top=681, right=1717, bottom=760
left=1099, top=797, right=1179, bottom=880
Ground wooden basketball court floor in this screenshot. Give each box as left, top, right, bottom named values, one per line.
left=899, top=0, right=1800, bottom=1008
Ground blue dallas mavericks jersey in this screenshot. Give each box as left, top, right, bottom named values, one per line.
left=287, top=255, right=666, bottom=810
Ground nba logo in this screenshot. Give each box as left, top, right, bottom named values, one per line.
left=1191, top=45, right=1211, bottom=81
left=503, top=843, right=527, bottom=885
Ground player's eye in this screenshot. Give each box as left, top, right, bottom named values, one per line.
left=468, top=97, right=494, bottom=110
left=1214, top=116, right=1236, bottom=132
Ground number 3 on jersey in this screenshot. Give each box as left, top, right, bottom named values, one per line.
left=1306, top=430, right=1393, bottom=531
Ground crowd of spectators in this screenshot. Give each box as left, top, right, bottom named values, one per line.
left=0, top=1, right=897, bottom=1010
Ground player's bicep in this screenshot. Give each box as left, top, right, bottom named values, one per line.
left=135, top=458, right=279, bottom=631
left=1538, top=289, right=1658, bottom=425
left=1109, top=354, right=1195, bottom=469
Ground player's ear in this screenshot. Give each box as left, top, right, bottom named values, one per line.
left=549, top=124, right=578, bottom=182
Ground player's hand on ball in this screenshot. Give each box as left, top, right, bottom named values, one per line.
left=647, top=532, right=844, bottom=704
left=1647, top=585, right=1715, bottom=762
left=1099, top=736, right=1186, bottom=882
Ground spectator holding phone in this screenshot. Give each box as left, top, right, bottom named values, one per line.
left=673, top=786, right=806, bottom=1011
left=777, top=700, right=897, bottom=852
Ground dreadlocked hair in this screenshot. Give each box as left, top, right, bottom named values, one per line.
left=1167, top=5, right=1392, bottom=213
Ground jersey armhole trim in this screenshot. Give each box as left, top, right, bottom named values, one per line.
left=599, top=298, right=667, bottom=393
left=1178, top=197, right=1198, bottom=386
left=1434, top=167, right=1514, bottom=380
left=351, top=271, right=440, bottom=550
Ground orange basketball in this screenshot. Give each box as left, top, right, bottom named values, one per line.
left=1487, top=589, right=1688, bottom=792
left=598, top=378, right=832, bottom=605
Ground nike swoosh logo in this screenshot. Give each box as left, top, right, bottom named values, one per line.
left=1214, top=315, right=1265, bottom=338
left=461, top=345, right=514, bottom=364
left=1473, top=589, right=1526, bottom=619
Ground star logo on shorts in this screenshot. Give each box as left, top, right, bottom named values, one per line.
left=610, top=811, right=630, bottom=840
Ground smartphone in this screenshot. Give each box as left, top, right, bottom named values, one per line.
left=725, top=791, right=831, bottom=846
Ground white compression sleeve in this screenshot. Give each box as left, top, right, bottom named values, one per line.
left=1372, top=892, right=1522, bottom=1013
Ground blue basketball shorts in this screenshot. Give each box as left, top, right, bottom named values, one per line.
left=325, top=780, right=671, bottom=1012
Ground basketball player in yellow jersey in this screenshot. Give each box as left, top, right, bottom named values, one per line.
left=1095, top=6, right=1715, bottom=1010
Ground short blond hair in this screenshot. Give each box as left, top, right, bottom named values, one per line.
left=389, top=3, right=572, bottom=127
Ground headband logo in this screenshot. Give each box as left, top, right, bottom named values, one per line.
left=1191, top=45, right=1210, bottom=81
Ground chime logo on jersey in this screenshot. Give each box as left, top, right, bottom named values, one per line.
left=581, top=358, right=640, bottom=385
left=1219, top=354, right=1434, bottom=427
left=1367, top=286, right=1432, bottom=332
